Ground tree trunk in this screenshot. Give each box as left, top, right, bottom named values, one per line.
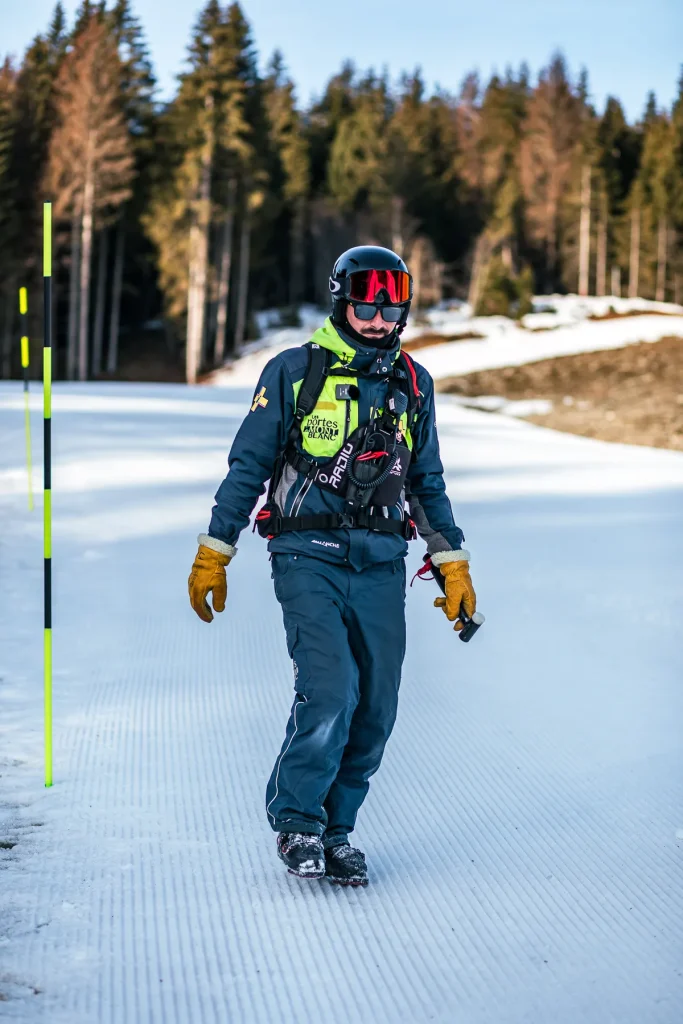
left=578, top=164, right=591, bottom=297
left=214, top=179, right=236, bottom=365
left=107, top=221, right=125, bottom=374
left=391, top=196, right=403, bottom=255
left=78, top=144, right=95, bottom=382
left=92, top=228, right=109, bottom=377
left=596, top=209, right=607, bottom=297
left=186, top=222, right=203, bottom=383
left=67, top=212, right=81, bottom=380
left=611, top=265, right=621, bottom=298
left=628, top=206, right=640, bottom=299
left=467, top=232, right=491, bottom=312
left=185, top=95, right=214, bottom=384
left=656, top=216, right=667, bottom=302
left=1, top=286, right=13, bottom=378
left=546, top=186, right=558, bottom=291
left=412, top=237, right=424, bottom=310
left=233, top=207, right=251, bottom=352
left=289, top=195, right=306, bottom=306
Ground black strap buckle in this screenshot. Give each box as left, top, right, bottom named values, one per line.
left=338, top=512, right=356, bottom=529
left=403, top=517, right=417, bottom=540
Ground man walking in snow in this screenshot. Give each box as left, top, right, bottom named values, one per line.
left=188, top=246, right=476, bottom=886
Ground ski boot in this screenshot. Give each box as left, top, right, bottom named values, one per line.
left=324, top=842, right=368, bottom=887
left=277, top=833, right=325, bottom=880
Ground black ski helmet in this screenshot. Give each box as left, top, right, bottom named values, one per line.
left=329, top=245, right=413, bottom=336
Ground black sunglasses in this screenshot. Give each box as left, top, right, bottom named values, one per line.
left=351, top=302, right=403, bottom=323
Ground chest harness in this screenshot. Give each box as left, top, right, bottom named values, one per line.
left=256, top=343, right=421, bottom=540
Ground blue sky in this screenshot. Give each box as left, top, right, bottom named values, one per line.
left=5, top=0, right=682, bottom=121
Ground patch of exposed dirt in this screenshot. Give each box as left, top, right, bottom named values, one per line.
left=588, top=308, right=682, bottom=321
left=402, top=330, right=485, bottom=351
left=437, top=335, right=683, bottom=452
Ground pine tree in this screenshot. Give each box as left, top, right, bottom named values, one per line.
left=307, top=62, right=356, bottom=196
left=385, top=71, right=431, bottom=256
left=264, top=51, right=310, bottom=305
left=633, top=107, right=678, bottom=299
left=669, top=68, right=683, bottom=302
left=216, top=2, right=264, bottom=356
left=327, top=71, right=392, bottom=216
left=468, top=69, right=528, bottom=307
left=145, top=1, right=262, bottom=379
left=595, top=96, right=642, bottom=293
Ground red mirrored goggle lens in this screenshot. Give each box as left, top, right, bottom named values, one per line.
left=347, top=269, right=410, bottom=304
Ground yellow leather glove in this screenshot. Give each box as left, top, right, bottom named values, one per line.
left=433, top=553, right=476, bottom=632
left=188, top=535, right=235, bottom=623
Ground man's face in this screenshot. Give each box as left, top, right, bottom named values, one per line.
left=346, top=303, right=392, bottom=340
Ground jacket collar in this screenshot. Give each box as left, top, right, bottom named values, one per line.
left=309, top=317, right=401, bottom=373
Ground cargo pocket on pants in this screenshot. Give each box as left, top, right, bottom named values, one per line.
left=283, top=621, right=308, bottom=696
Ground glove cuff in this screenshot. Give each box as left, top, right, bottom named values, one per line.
left=431, top=549, right=470, bottom=567
left=198, top=533, right=237, bottom=559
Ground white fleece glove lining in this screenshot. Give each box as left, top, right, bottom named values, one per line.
left=198, top=533, right=237, bottom=558
left=431, top=549, right=470, bottom=567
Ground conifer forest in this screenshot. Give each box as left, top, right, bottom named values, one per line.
left=1, top=0, right=682, bottom=383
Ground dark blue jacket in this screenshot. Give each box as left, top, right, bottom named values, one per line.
left=208, top=319, right=464, bottom=571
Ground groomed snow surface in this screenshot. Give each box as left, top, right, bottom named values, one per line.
left=1, top=379, right=683, bottom=1024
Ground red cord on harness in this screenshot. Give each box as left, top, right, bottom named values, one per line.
left=356, top=451, right=387, bottom=462
left=410, top=558, right=434, bottom=587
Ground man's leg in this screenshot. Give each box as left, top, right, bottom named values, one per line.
left=323, top=559, right=407, bottom=846
left=266, top=555, right=359, bottom=836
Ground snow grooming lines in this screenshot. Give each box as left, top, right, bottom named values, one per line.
left=43, top=202, right=53, bottom=788
left=19, top=287, right=34, bottom=511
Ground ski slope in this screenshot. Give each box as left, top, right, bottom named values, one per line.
left=1, top=380, right=682, bottom=1023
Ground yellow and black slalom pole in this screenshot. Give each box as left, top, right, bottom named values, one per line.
left=43, top=203, right=53, bottom=788
left=19, top=287, right=34, bottom=511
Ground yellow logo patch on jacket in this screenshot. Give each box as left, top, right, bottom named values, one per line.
left=251, top=386, right=269, bottom=412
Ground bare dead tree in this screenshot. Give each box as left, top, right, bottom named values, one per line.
left=47, top=18, right=134, bottom=381
left=520, top=59, right=581, bottom=289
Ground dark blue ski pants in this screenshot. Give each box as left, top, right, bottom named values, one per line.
left=266, top=553, right=407, bottom=845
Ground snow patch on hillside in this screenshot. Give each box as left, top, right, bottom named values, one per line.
left=210, top=296, right=683, bottom=389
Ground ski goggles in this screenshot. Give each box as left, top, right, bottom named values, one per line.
left=351, top=302, right=403, bottom=322
left=343, top=268, right=411, bottom=304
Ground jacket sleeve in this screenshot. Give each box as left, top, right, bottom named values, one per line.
left=406, top=367, right=465, bottom=556
left=207, top=355, right=295, bottom=547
